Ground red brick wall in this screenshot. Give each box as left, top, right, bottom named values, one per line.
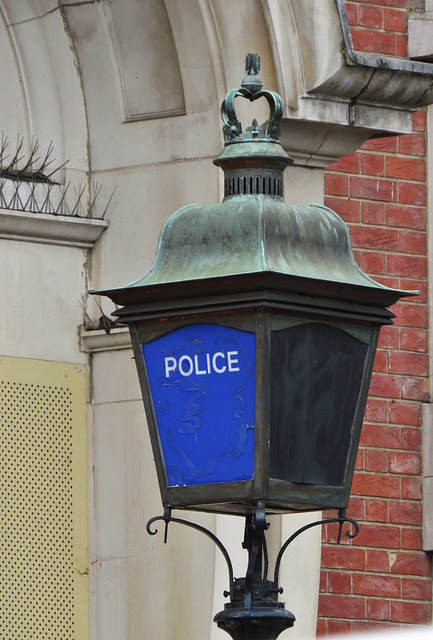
left=345, top=0, right=424, bottom=56
left=318, top=0, right=432, bottom=633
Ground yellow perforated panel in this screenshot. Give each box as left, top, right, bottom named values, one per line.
left=0, top=357, right=88, bottom=639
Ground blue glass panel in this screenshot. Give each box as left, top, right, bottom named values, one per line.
left=142, top=324, right=256, bottom=486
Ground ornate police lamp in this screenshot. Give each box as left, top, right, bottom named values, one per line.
left=94, top=55, right=412, bottom=640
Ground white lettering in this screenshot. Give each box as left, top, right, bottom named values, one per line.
left=164, top=357, right=177, bottom=378
left=194, top=354, right=207, bottom=375
left=179, top=355, right=193, bottom=376
left=164, top=350, right=243, bottom=377
left=212, top=352, right=226, bottom=373
left=227, top=351, right=240, bottom=372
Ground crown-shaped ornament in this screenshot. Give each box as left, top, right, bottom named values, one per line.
left=221, top=53, right=284, bottom=143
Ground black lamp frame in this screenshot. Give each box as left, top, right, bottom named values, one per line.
left=118, top=282, right=386, bottom=518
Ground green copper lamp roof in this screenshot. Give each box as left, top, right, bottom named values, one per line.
left=95, top=54, right=414, bottom=310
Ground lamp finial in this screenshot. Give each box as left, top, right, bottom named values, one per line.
left=220, top=53, right=283, bottom=143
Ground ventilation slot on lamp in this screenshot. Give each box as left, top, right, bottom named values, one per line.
left=224, top=171, right=283, bottom=198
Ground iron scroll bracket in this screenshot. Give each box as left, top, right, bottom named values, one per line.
left=273, top=510, right=359, bottom=589
left=146, top=508, right=235, bottom=598
left=146, top=507, right=359, bottom=602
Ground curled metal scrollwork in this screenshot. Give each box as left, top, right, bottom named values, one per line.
left=147, top=511, right=235, bottom=598
left=272, top=514, right=359, bottom=590
left=146, top=508, right=359, bottom=604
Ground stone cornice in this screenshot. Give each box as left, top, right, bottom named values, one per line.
left=334, top=0, right=433, bottom=106
left=0, top=209, right=108, bottom=248
left=79, top=326, right=131, bottom=353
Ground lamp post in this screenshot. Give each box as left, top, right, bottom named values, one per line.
left=94, top=54, right=412, bottom=640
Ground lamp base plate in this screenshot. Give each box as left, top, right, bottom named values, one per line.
left=214, top=600, right=295, bottom=640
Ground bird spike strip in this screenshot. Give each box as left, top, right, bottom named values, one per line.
left=0, top=134, right=113, bottom=219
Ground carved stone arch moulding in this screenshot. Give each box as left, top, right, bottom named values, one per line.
left=0, top=0, right=90, bottom=180
left=0, top=6, right=28, bottom=141
left=99, top=0, right=221, bottom=123
left=0, top=0, right=66, bottom=167
left=163, top=0, right=218, bottom=116
left=99, top=0, right=186, bottom=123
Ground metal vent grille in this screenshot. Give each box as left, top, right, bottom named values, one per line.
left=0, top=358, right=88, bottom=640
left=224, top=169, right=283, bottom=199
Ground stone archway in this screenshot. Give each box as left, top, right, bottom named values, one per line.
left=0, top=1, right=89, bottom=181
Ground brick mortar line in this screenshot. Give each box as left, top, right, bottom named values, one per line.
left=319, top=597, right=431, bottom=603
left=370, top=369, right=428, bottom=374
left=352, top=473, right=422, bottom=478
left=325, top=202, right=426, bottom=211
left=330, top=155, right=427, bottom=162
left=325, top=518, right=424, bottom=524
left=361, top=422, right=423, bottom=427
left=376, top=349, right=427, bottom=353
left=320, top=597, right=432, bottom=604
left=326, top=176, right=428, bottom=184
left=320, top=568, right=430, bottom=572
left=336, top=529, right=423, bottom=535
left=358, top=454, right=422, bottom=458
left=352, top=252, right=425, bottom=257
left=328, top=166, right=427, bottom=173
left=352, top=224, right=427, bottom=228
left=358, top=149, right=426, bottom=156
left=335, top=217, right=425, bottom=222
left=351, top=488, right=421, bottom=492
left=322, top=566, right=428, bottom=572
left=318, top=617, right=424, bottom=623
left=330, top=524, right=424, bottom=531
left=319, top=616, right=400, bottom=621
left=319, top=612, right=431, bottom=623
left=325, top=192, right=426, bottom=198
left=359, top=440, right=423, bottom=446
left=329, top=154, right=427, bottom=163
left=320, top=571, right=430, bottom=581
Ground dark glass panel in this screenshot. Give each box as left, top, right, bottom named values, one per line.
left=270, top=323, right=368, bottom=486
